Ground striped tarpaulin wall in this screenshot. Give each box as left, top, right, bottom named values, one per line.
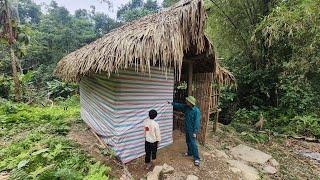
left=80, top=67, right=174, bottom=163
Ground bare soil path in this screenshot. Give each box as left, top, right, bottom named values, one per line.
left=68, top=123, right=238, bottom=179
left=68, top=122, right=320, bottom=180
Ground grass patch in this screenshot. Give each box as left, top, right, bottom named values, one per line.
left=0, top=98, right=112, bottom=179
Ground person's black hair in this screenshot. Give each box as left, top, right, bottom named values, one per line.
left=149, top=109, right=157, bottom=119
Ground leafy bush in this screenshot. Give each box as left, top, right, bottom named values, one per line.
left=233, top=108, right=265, bottom=125
left=0, top=102, right=79, bottom=126
left=0, top=75, right=13, bottom=99
left=47, top=79, right=78, bottom=99
left=232, top=107, right=320, bottom=139
left=0, top=100, right=111, bottom=179
left=277, top=115, right=320, bottom=139
left=217, top=85, right=237, bottom=125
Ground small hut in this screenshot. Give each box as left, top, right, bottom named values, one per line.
left=54, top=0, right=233, bottom=163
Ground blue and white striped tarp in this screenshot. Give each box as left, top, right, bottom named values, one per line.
left=80, top=68, right=174, bottom=163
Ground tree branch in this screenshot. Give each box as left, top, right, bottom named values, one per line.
left=209, top=0, right=248, bottom=47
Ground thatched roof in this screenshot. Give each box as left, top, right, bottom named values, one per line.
left=214, top=62, right=236, bottom=87
left=54, top=0, right=215, bottom=82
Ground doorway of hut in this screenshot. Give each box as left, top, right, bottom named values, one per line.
left=172, top=62, right=213, bottom=145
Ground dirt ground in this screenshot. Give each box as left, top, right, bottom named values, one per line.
left=68, top=122, right=320, bottom=180
left=68, top=123, right=238, bottom=179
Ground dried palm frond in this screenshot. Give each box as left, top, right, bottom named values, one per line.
left=214, top=61, right=236, bottom=87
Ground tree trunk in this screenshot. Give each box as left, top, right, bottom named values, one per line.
left=10, top=46, right=22, bottom=101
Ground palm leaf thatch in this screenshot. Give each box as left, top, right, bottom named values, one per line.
left=54, top=0, right=215, bottom=82
left=214, top=62, right=236, bottom=87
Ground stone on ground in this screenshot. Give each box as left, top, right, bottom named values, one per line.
left=300, top=151, right=320, bottom=162
left=162, top=172, right=186, bottom=180
left=161, top=163, right=174, bottom=174
left=186, top=174, right=199, bottom=180
left=147, top=166, right=163, bottom=180
left=0, top=172, right=9, bottom=180
left=230, top=144, right=272, bottom=164
left=227, top=160, right=260, bottom=180
left=214, top=149, right=229, bottom=159
left=229, top=167, right=242, bottom=174
left=120, top=174, right=133, bottom=180
left=269, top=158, right=279, bottom=167
left=263, top=165, right=277, bottom=174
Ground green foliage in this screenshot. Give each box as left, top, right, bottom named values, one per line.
left=231, top=107, right=320, bottom=138
left=93, top=13, right=120, bottom=37
left=233, top=108, right=265, bottom=125
left=0, top=99, right=111, bottom=179
left=255, top=0, right=320, bottom=115
left=206, top=0, right=320, bottom=137
left=0, top=0, right=120, bottom=103
left=18, top=0, right=42, bottom=24
left=206, top=0, right=281, bottom=108
left=0, top=75, right=12, bottom=99
left=47, top=79, right=78, bottom=99
left=84, top=162, right=111, bottom=180
left=162, top=0, right=179, bottom=8
left=117, top=0, right=159, bottom=22
left=241, top=131, right=269, bottom=144
left=272, top=115, right=320, bottom=138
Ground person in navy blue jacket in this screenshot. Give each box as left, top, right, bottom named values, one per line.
left=168, top=96, right=201, bottom=166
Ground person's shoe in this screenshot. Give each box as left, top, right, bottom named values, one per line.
left=194, top=160, right=200, bottom=167
left=146, top=163, right=152, bottom=170
left=184, top=152, right=192, bottom=156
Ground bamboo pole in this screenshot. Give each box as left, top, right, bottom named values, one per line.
left=89, top=128, right=108, bottom=149
left=187, top=62, right=193, bottom=96
left=213, top=84, right=221, bottom=133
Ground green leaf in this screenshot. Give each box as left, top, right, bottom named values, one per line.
left=30, top=164, right=55, bottom=178
left=32, top=148, right=49, bottom=156
left=17, top=160, right=30, bottom=169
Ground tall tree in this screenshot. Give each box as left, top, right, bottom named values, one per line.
left=18, top=0, right=41, bottom=24
left=162, top=0, right=179, bottom=8
left=93, top=13, right=120, bottom=37
left=206, top=0, right=279, bottom=107
left=0, top=0, right=22, bottom=101
left=144, top=0, right=159, bottom=11
left=117, top=0, right=159, bottom=22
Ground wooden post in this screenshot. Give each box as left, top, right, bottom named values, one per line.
left=187, top=62, right=193, bottom=96
left=213, top=84, right=221, bottom=133
left=213, top=109, right=221, bottom=132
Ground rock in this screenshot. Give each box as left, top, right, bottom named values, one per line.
left=186, top=175, right=199, bottom=180
left=300, top=151, right=320, bottom=163
left=214, top=149, right=229, bottom=159
left=163, top=172, right=186, bottom=180
left=0, top=172, right=9, bottom=180
left=162, top=163, right=174, bottom=174
left=147, top=166, right=163, bottom=180
left=203, top=151, right=211, bottom=157
left=227, top=160, right=260, bottom=180
left=240, top=132, right=248, bottom=135
left=120, top=174, right=132, bottom=180
left=229, top=167, right=241, bottom=174
left=269, top=158, right=279, bottom=167
left=230, top=144, right=272, bottom=164
left=263, top=165, right=277, bottom=174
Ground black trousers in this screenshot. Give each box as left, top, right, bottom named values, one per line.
left=145, top=141, right=158, bottom=163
